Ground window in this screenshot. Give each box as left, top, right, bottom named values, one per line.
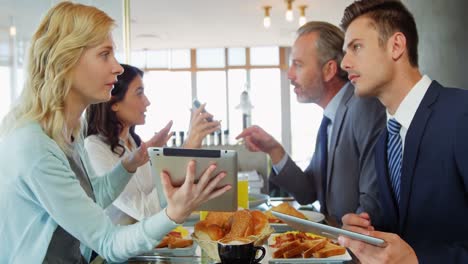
left=0, top=66, right=11, bottom=120
left=228, top=48, right=246, bottom=66
left=250, top=46, right=279, bottom=66
left=196, top=71, right=227, bottom=127
left=136, top=71, right=192, bottom=141
left=169, top=49, right=190, bottom=69
left=130, top=50, right=146, bottom=69
left=290, top=89, right=323, bottom=169
left=146, top=50, right=169, bottom=68
left=196, top=48, right=225, bottom=68
left=227, top=69, right=247, bottom=143
left=136, top=47, right=288, bottom=154
left=250, top=68, right=282, bottom=142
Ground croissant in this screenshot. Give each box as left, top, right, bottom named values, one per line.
left=194, top=209, right=270, bottom=241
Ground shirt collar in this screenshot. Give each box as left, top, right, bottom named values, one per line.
left=324, top=82, right=350, bottom=122
left=387, top=75, right=432, bottom=130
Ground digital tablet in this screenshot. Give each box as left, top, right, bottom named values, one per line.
left=271, top=211, right=387, bottom=247
left=149, top=147, right=238, bottom=211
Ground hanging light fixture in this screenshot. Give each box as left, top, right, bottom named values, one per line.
left=9, top=25, right=16, bottom=36
left=9, top=16, right=16, bottom=36
left=285, top=0, right=294, bottom=22
left=263, top=6, right=272, bottom=28
left=298, top=5, right=307, bottom=26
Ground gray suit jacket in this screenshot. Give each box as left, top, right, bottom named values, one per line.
left=270, top=83, right=385, bottom=224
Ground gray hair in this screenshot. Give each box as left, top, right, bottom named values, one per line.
left=297, top=21, right=348, bottom=81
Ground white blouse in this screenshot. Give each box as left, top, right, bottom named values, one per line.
left=84, top=135, right=161, bottom=225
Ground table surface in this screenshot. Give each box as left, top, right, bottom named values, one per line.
left=118, top=198, right=358, bottom=264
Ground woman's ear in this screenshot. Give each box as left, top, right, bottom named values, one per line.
left=322, top=60, right=338, bottom=82
left=111, top=103, right=119, bottom=112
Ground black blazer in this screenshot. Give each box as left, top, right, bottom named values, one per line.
left=375, top=81, right=468, bottom=263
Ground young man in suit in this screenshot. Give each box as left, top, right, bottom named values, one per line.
left=236, top=21, right=385, bottom=225
left=338, top=0, right=468, bottom=262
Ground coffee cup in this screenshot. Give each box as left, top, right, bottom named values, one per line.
left=217, top=237, right=265, bottom=264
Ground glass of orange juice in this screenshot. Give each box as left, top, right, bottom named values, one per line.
left=200, top=173, right=249, bottom=220
left=237, top=173, right=249, bottom=209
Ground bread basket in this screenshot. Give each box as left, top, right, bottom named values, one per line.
left=192, top=223, right=274, bottom=262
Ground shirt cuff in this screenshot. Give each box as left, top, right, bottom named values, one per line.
left=164, top=207, right=182, bottom=225
left=272, top=153, right=288, bottom=175
left=142, top=209, right=179, bottom=241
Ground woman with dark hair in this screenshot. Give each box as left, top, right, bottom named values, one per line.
left=85, top=64, right=220, bottom=225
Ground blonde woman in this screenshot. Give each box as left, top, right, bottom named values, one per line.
left=0, top=2, right=230, bottom=263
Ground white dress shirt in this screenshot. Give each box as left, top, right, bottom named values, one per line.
left=273, top=82, right=349, bottom=173
left=387, top=75, right=432, bottom=154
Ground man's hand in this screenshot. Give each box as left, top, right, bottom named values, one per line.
left=340, top=212, right=417, bottom=264
left=338, top=231, right=418, bottom=264
left=236, top=125, right=285, bottom=163
left=342, top=212, right=375, bottom=233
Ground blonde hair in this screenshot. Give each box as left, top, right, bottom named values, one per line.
left=0, top=2, right=115, bottom=152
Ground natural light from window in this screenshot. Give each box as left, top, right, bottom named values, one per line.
left=250, top=68, right=282, bottom=143
left=0, top=66, right=11, bottom=121
left=136, top=71, right=192, bottom=143
left=196, top=71, right=227, bottom=129
left=290, top=84, right=323, bottom=169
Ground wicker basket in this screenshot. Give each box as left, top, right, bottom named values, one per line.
left=192, top=224, right=275, bottom=262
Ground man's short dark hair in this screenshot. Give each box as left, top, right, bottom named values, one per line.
left=341, top=0, right=419, bottom=67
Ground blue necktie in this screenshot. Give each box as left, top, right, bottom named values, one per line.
left=317, top=115, right=331, bottom=213
left=387, top=118, right=403, bottom=204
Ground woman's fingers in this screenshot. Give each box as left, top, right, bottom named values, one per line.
left=160, top=170, right=174, bottom=197
left=201, top=171, right=228, bottom=195
left=160, top=120, right=173, bottom=133
left=139, top=142, right=149, bottom=162
left=164, top=132, right=174, bottom=144
left=196, top=164, right=217, bottom=189
left=206, top=184, right=232, bottom=200
left=183, top=160, right=197, bottom=186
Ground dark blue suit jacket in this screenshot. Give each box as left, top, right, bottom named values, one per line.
left=375, top=81, right=468, bottom=263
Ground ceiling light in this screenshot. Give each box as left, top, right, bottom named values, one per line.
left=298, top=5, right=307, bottom=26
left=263, top=6, right=271, bottom=28
left=285, top=0, right=294, bottom=22
left=9, top=26, right=16, bottom=37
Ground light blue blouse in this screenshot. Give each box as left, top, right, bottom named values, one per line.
left=0, top=122, right=177, bottom=263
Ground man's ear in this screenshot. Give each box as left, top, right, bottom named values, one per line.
left=389, top=32, right=406, bottom=61
left=322, top=60, right=338, bottom=82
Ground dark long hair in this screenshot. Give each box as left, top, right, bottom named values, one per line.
left=86, top=64, right=143, bottom=157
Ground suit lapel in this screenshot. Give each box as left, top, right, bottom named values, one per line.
left=375, top=130, right=399, bottom=232
left=327, top=84, right=353, bottom=194
left=399, top=81, right=439, bottom=232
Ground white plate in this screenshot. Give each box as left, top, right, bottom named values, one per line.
left=267, top=234, right=352, bottom=263
left=249, top=193, right=269, bottom=208
left=151, top=240, right=197, bottom=256
left=270, top=210, right=325, bottom=233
